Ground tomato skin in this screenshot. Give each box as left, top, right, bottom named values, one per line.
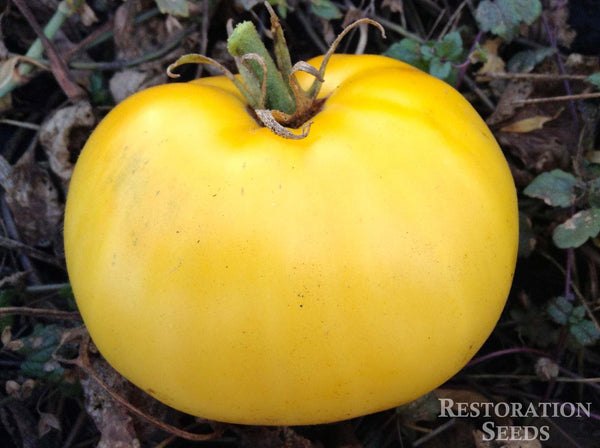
left=64, top=54, right=518, bottom=425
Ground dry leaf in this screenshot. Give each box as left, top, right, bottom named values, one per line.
left=0, top=270, right=29, bottom=289
left=5, top=380, right=20, bottom=397
left=4, top=338, right=24, bottom=351
left=81, top=358, right=140, bottom=448
left=113, top=1, right=137, bottom=59
left=499, top=127, right=571, bottom=173
left=486, top=81, right=534, bottom=127
left=478, top=39, right=506, bottom=78
left=0, top=151, right=63, bottom=247
left=39, top=101, right=95, bottom=187
left=79, top=2, right=99, bottom=26
left=165, top=14, right=184, bottom=34
left=5, top=379, right=34, bottom=400
left=38, top=412, right=61, bottom=438
left=586, top=151, right=600, bottom=164
left=109, top=70, right=150, bottom=103
left=534, top=357, right=559, bottom=381
left=1, top=326, right=12, bottom=346
left=500, top=108, right=563, bottom=133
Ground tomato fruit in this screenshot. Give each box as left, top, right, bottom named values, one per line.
left=64, top=53, right=518, bottom=425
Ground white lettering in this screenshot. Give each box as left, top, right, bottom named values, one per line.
left=523, top=402, right=538, bottom=417
left=538, top=401, right=552, bottom=417
left=561, top=403, right=575, bottom=418
left=511, top=402, right=523, bottom=417
left=438, top=398, right=455, bottom=417
left=576, top=402, right=592, bottom=418
left=496, top=425, right=509, bottom=440
left=480, top=401, right=495, bottom=417
left=456, top=402, right=469, bottom=417
left=481, top=421, right=496, bottom=441
left=469, top=401, right=481, bottom=418
left=495, top=402, right=510, bottom=418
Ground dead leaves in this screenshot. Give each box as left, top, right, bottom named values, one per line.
left=499, top=108, right=563, bottom=133
left=477, top=50, right=600, bottom=183
left=39, top=100, right=95, bottom=187
left=0, top=100, right=94, bottom=251
left=0, top=148, right=63, bottom=247
left=81, top=358, right=141, bottom=448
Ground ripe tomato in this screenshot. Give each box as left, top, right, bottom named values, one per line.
left=64, top=54, right=518, bottom=425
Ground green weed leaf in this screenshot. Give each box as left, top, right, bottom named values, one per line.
left=523, top=169, right=581, bottom=207
left=547, top=296, right=572, bottom=325
left=476, top=0, right=542, bottom=41
left=383, top=33, right=464, bottom=83
left=310, top=0, right=342, bottom=19
left=17, top=324, right=65, bottom=383
left=154, top=0, right=189, bottom=17
left=553, top=208, right=600, bottom=248
left=507, top=47, right=555, bottom=73
left=589, top=178, right=600, bottom=209
left=548, top=298, right=599, bottom=346
left=435, top=32, right=463, bottom=60
left=587, top=72, right=600, bottom=89
left=570, top=319, right=600, bottom=346
left=384, top=39, right=423, bottom=67
left=429, top=59, right=452, bottom=80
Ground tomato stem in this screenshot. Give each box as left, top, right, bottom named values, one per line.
left=227, top=21, right=296, bottom=114
left=167, top=2, right=385, bottom=139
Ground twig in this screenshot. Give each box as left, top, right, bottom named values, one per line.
left=0, top=119, right=41, bottom=131
left=0, top=306, right=81, bottom=320
left=0, top=235, right=62, bottom=267
left=63, top=20, right=115, bottom=60
left=461, top=74, right=496, bottom=112
left=61, top=408, right=88, bottom=448
left=25, top=283, right=71, bottom=294
left=0, top=197, right=42, bottom=285
left=11, top=0, right=86, bottom=101
left=467, top=373, right=600, bottom=382
left=295, top=7, right=328, bottom=53
left=467, top=347, right=552, bottom=367
left=438, top=0, right=468, bottom=39
left=65, top=7, right=161, bottom=59
left=538, top=249, right=600, bottom=333
left=412, top=418, right=456, bottom=447
left=512, top=92, right=600, bottom=105
left=477, top=72, right=589, bottom=81
left=366, top=14, right=424, bottom=42
left=456, top=30, right=483, bottom=89
left=57, top=335, right=223, bottom=442
left=66, top=28, right=191, bottom=71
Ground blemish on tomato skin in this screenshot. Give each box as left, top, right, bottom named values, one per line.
left=169, top=259, right=183, bottom=274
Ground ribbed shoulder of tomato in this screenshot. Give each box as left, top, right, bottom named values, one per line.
left=300, top=54, right=419, bottom=97
left=188, top=74, right=245, bottom=99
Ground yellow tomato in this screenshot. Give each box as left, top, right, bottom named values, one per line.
left=64, top=54, right=518, bottom=425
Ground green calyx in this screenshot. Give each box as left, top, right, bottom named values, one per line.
left=168, top=2, right=385, bottom=139
left=227, top=21, right=295, bottom=114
